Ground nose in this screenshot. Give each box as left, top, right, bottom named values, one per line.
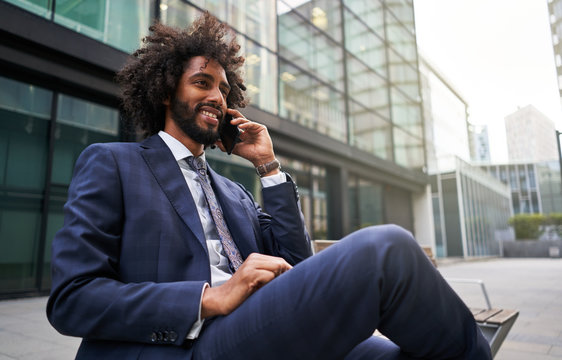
left=206, top=85, right=225, bottom=106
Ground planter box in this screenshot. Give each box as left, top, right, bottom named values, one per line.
left=502, top=239, right=562, bottom=258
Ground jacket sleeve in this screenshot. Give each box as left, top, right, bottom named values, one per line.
left=46, top=144, right=205, bottom=346
left=238, top=174, right=313, bottom=265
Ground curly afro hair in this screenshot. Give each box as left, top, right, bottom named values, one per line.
left=116, top=12, right=247, bottom=137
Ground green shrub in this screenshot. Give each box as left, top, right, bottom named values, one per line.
left=546, top=213, right=562, bottom=237
left=508, top=214, right=546, bottom=240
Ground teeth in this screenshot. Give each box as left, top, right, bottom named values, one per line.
left=201, top=110, right=217, bottom=119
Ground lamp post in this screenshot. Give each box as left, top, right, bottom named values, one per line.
left=557, top=130, right=562, bottom=193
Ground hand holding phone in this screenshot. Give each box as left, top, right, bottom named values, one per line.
left=219, top=112, right=242, bottom=155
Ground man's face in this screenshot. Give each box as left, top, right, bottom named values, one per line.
left=170, top=56, right=230, bottom=146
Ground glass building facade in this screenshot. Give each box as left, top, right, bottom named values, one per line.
left=431, top=157, right=512, bottom=257
left=481, top=161, right=562, bottom=215
left=0, top=0, right=429, bottom=297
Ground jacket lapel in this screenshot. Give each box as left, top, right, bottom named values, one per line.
left=139, top=135, right=207, bottom=252
left=208, top=166, right=260, bottom=259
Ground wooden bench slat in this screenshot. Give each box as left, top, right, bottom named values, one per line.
left=470, top=308, right=486, bottom=316
left=485, top=309, right=519, bottom=325
left=474, top=308, right=502, bottom=322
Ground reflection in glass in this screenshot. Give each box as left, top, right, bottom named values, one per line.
left=279, top=61, right=346, bottom=142
left=4, top=0, right=52, bottom=18
left=52, top=94, right=119, bottom=185
left=390, top=87, right=422, bottom=138
left=238, top=36, right=278, bottom=115
left=349, top=101, right=392, bottom=160
left=393, top=126, right=424, bottom=169
left=276, top=155, right=328, bottom=239
left=227, top=0, right=277, bottom=51
left=348, top=175, right=383, bottom=232
left=0, top=76, right=52, bottom=292
left=344, top=8, right=386, bottom=76
left=278, top=5, right=344, bottom=88
left=54, top=0, right=153, bottom=53
left=343, top=0, right=384, bottom=35
left=278, top=0, right=342, bottom=42
left=346, top=56, right=389, bottom=118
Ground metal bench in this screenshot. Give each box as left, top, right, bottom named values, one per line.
left=446, top=278, right=519, bottom=358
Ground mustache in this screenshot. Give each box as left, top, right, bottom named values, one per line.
left=194, top=102, right=224, bottom=119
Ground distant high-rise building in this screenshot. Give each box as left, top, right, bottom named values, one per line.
left=548, top=0, right=562, bottom=101
left=504, top=105, right=558, bottom=162
left=468, top=123, right=491, bottom=163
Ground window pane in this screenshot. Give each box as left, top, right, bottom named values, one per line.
left=344, top=8, right=386, bottom=77
left=343, top=0, right=384, bottom=35
left=388, top=49, right=419, bottom=100
left=52, top=94, right=120, bottom=185
left=390, top=87, right=422, bottom=138
left=349, top=101, right=392, bottom=160
left=348, top=175, right=383, bottom=232
left=54, top=0, right=153, bottom=53
left=238, top=37, right=278, bottom=115
left=160, top=0, right=201, bottom=27
left=346, top=55, right=389, bottom=118
left=394, top=126, right=424, bottom=169
left=3, top=0, right=52, bottom=18
left=278, top=0, right=342, bottom=42
left=0, top=76, right=52, bottom=292
left=228, top=0, right=277, bottom=51
left=279, top=61, right=347, bottom=142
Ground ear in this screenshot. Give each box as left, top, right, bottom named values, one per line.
left=163, top=97, right=170, bottom=106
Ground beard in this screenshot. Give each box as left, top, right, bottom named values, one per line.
left=170, top=97, right=221, bottom=147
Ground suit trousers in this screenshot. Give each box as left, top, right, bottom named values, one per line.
left=191, top=224, right=492, bottom=359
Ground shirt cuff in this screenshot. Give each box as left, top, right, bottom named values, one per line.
left=186, top=283, right=209, bottom=340
left=260, top=171, right=287, bottom=188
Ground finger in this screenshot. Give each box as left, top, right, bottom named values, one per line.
left=230, top=117, right=250, bottom=126
left=226, top=108, right=244, bottom=118
left=243, top=253, right=293, bottom=273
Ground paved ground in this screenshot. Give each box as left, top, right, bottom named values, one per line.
left=438, top=258, right=562, bottom=359
left=0, top=258, right=560, bottom=359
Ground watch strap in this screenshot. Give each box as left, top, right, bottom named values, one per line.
left=255, top=158, right=281, bottom=177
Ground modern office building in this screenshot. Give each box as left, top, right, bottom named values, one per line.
left=431, top=157, right=512, bottom=258
left=468, top=123, right=491, bottom=163
left=480, top=161, right=562, bottom=215
left=418, top=55, right=470, bottom=173
left=504, top=105, right=559, bottom=163
left=419, top=56, right=512, bottom=257
left=0, top=0, right=430, bottom=297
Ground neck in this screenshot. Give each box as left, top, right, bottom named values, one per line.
left=163, top=118, right=205, bottom=157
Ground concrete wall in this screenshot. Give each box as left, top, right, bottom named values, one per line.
left=502, top=240, right=562, bottom=258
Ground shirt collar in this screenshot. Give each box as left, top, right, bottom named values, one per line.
left=158, top=130, right=206, bottom=163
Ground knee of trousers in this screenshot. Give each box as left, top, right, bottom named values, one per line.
left=342, top=224, right=422, bottom=270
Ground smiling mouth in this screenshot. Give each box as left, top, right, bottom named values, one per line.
left=200, top=110, right=218, bottom=119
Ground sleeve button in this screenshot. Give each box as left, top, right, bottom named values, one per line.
left=169, top=331, right=178, bottom=342
left=150, top=332, right=157, bottom=342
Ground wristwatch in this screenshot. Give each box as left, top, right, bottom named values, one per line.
left=255, top=158, right=281, bottom=177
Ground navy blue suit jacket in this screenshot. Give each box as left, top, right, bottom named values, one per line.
left=47, top=135, right=312, bottom=359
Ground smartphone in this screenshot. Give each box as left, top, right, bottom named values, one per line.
left=219, top=112, right=242, bottom=155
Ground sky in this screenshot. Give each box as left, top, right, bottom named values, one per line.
left=414, top=0, right=562, bottom=162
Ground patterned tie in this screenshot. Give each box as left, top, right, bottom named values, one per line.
left=187, top=156, right=244, bottom=271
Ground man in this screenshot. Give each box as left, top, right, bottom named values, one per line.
left=47, top=13, right=491, bottom=360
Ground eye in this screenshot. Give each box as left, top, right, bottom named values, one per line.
left=194, top=80, right=208, bottom=87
